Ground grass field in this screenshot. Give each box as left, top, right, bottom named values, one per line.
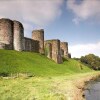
left=0, top=49, right=94, bottom=100
left=0, top=49, right=91, bottom=77
left=0, top=72, right=99, bottom=100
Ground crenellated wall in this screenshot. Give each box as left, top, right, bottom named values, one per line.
left=0, top=18, right=71, bottom=64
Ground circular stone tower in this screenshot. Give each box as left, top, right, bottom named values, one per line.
left=13, top=20, right=24, bottom=51
left=32, top=29, right=44, bottom=54
left=0, top=18, right=13, bottom=49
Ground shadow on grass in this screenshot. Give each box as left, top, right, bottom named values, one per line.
left=62, top=57, right=69, bottom=62
left=0, top=72, right=9, bottom=77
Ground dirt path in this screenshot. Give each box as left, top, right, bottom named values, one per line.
left=54, top=72, right=100, bottom=100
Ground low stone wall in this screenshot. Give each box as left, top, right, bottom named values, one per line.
left=23, top=37, right=39, bottom=52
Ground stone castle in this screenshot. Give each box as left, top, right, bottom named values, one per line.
left=0, top=18, right=71, bottom=64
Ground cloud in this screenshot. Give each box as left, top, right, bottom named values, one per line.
left=69, top=42, right=100, bottom=58
left=0, top=0, right=63, bottom=37
left=67, top=0, right=100, bottom=24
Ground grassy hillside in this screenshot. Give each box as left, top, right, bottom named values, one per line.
left=0, top=49, right=92, bottom=77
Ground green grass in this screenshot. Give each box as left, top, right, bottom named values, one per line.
left=0, top=49, right=92, bottom=77
left=0, top=72, right=98, bottom=100
left=0, top=49, right=96, bottom=100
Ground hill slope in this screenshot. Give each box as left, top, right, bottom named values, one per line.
left=0, top=49, right=92, bottom=76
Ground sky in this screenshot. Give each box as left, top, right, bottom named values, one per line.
left=0, top=0, right=100, bottom=58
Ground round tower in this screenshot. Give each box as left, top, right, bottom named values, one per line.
left=32, top=29, right=44, bottom=54
left=13, top=20, right=24, bottom=51
left=60, top=42, right=68, bottom=58
left=0, top=18, right=13, bottom=49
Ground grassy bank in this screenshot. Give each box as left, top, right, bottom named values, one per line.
left=0, top=49, right=91, bottom=77
left=0, top=49, right=96, bottom=100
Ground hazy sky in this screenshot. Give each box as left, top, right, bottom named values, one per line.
left=0, top=0, right=100, bottom=58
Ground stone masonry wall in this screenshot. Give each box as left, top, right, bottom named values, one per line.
left=60, top=42, right=68, bottom=58
left=0, top=18, right=13, bottom=49
left=52, top=39, right=63, bottom=64
left=32, top=29, right=44, bottom=54
left=44, top=42, right=52, bottom=59
left=13, top=20, right=24, bottom=51
left=45, top=40, right=63, bottom=64
left=24, top=37, right=32, bottom=51
left=24, top=37, right=39, bottom=52
left=31, top=39, right=39, bottom=53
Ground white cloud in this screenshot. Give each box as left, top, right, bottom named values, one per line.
left=69, top=42, right=100, bottom=58
left=67, top=0, right=100, bottom=24
left=0, top=0, right=63, bottom=37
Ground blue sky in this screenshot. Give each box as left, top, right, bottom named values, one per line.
left=0, top=0, right=100, bottom=57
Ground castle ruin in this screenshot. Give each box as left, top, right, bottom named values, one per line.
left=0, top=18, right=71, bottom=63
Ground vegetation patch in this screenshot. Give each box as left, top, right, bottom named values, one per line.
left=0, top=49, right=92, bottom=77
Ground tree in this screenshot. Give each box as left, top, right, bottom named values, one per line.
left=80, top=54, right=100, bottom=70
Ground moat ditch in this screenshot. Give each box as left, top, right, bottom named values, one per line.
left=85, top=77, right=100, bottom=100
